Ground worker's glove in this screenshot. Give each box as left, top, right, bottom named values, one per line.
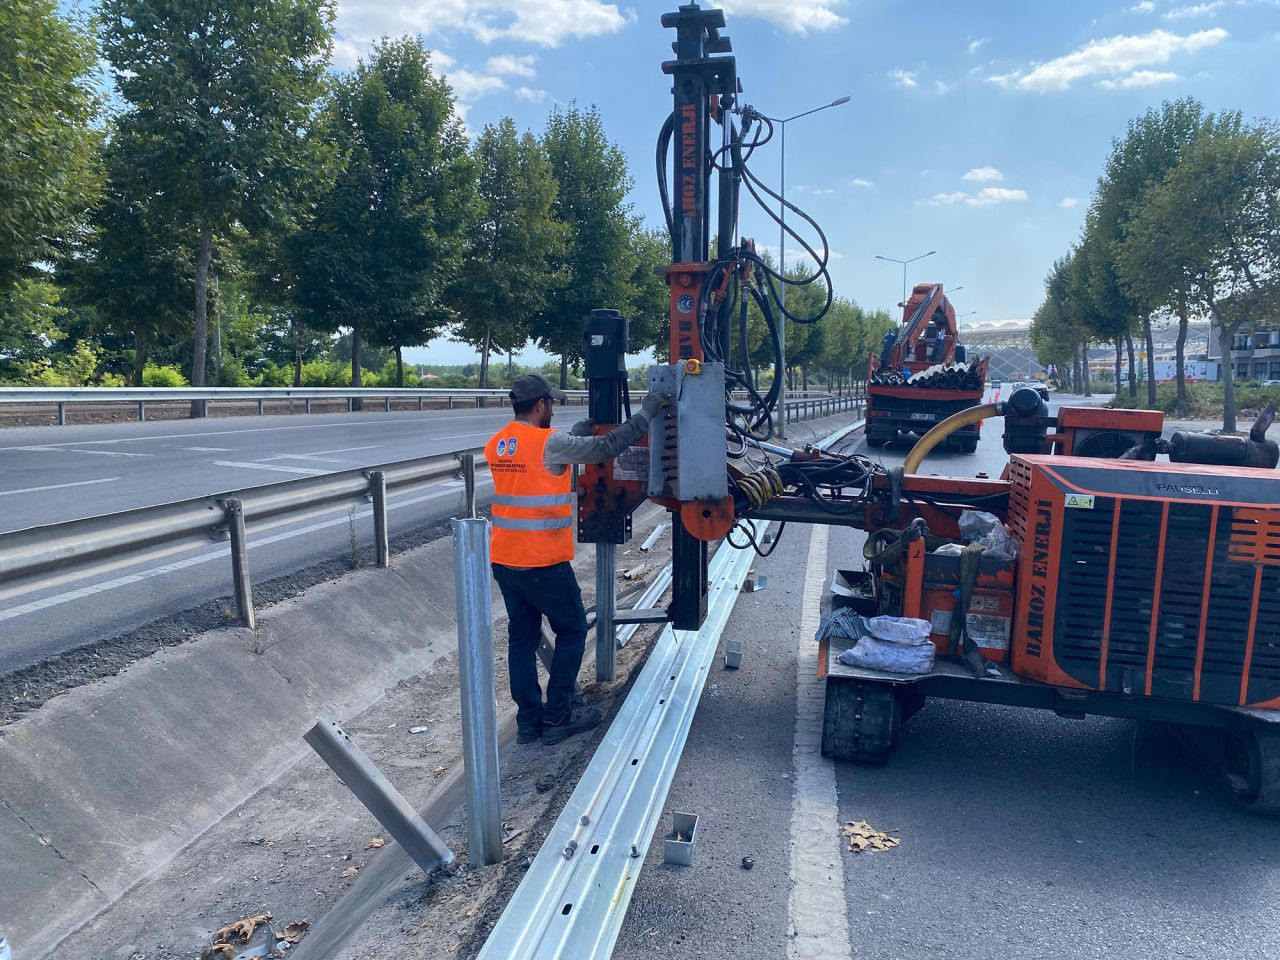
left=641, top=389, right=672, bottom=417
left=570, top=419, right=594, bottom=437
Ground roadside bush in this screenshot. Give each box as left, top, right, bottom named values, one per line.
left=297, top=361, right=352, bottom=386
left=1109, top=381, right=1280, bottom=420
left=141, top=363, right=189, bottom=387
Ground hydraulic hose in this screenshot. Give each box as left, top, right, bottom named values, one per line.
left=902, top=403, right=1000, bottom=474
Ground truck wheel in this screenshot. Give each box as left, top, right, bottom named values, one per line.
left=958, top=435, right=979, bottom=453
left=822, top=679, right=902, bottom=765
left=1228, top=726, right=1280, bottom=814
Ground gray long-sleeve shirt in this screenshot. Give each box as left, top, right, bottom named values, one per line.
left=543, top=408, right=655, bottom=475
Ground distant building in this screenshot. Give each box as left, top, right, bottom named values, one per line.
left=1209, top=321, right=1280, bottom=381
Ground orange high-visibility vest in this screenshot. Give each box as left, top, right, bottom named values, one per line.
left=485, top=421, right=575, bottom=567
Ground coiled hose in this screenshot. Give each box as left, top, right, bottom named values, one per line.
left=901, top=403, right=1000, bottom=474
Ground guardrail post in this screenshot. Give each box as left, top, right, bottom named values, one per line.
left=347, top=397, right=353, bottom=413
left=304, top=718, right=455, bottom=876
left=138, top=400, right=146, bottom=422
left=384, top=396, right=391, bottom=412
left=57, top=402, right=66, bottom=426
left=257, top=398, right=265, bottom=416
left=305, top=398, right=312, bottom=414
left=448, top=396, right=454, bottom=410
left=460, top=453, right=477, bottom=519
left=370, top=470, right=390, bottom=568
left=418, top=396, right=424, bottom=411
left=596, top=542, right=617, bottom=682
left=451, top=518, right=503, bottom=867
left=224, top=498, right=255, bottom=630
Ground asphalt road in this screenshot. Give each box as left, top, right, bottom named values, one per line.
left=614, top=392, right=1280, bottom=960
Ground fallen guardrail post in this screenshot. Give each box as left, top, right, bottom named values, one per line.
left=304, top=717, right=455, bottom=875
left=369, top=471, right=390, bottom=568
left=452, top=517, right=503, bottom=866
left=224, top=497, right=255, bottom=630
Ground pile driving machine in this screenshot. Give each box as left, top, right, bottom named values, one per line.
left=574, top=2, right=1280, bottom=812
left=866, top=283, right=989, bottom=451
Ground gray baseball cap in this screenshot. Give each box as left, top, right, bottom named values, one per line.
left=508, top=373, right=567, bottom=404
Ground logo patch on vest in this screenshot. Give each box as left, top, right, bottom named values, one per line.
left=496, top=438, right=507, bottom=456
left=507, top=437, right=518, bottom=456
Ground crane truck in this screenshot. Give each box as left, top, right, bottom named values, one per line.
left=866, top=283, right=988, bottom=451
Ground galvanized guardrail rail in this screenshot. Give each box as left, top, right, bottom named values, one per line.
left=0, top=386, right=863, bottom=425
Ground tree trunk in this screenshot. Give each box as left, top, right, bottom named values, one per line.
left=190, top=223, right=213, bottom=417
left=293, top=320, right=305, bottom=387
left=133, top=323, right=148, bottom=387
left=1115, top=340, right=1122, bottom=397
left=802, top=366, right=809, bottom=392
left=559, top=351, right=569, bottom=390
left=1082, top=343, right=1091, bottom=396
left=478, top=326, right=491, bottom=389
left=351, top=325, right=363, bottom=411
left=1217, top=311, right=1237, bottom=433
left=1143, top=316, right=1156, bottom=408
left=1125, top=333, right=1137, bottom=398
left=1174, top=299, right=1189, bottom=419
left=395, top=342, right=404, bottom=388
left=508, top=350, right=514, bottom=378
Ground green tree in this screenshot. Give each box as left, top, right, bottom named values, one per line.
left=1124, top=113, right=1280, bottom=431
left=451, top=118, right=564, bottom=387
left=99, top=0, right=334, bottom=407
left=71, top=131, right=193, bottom=385
left=1092, top=98, right=1206, bottom=408
left=540, top=103, right=637, bottom=388
left=0, top=0, right=101, bottom=290
left=0, top=278, right=66, bottom=381
left=293, top=38, right=473, bottom=389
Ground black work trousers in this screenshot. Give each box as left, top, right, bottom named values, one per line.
left=491, top=561, right=587, bottom=728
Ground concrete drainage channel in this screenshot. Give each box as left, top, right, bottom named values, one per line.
left=1, top=412, right=863, bottom=960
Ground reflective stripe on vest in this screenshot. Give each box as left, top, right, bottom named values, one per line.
left=492, top=492, right=575, bottom=508
left=484, top=421, right=575, bottom=567
left=491, top=515, right=574, bottom=531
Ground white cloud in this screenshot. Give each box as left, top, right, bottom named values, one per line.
left=719, top=0, right=849, bottom=33
left=486, top=53, right=537, bottom=77
left=1097, top=68, right=1180, bottom=86
left=889, top=68, right=918, bottom=88
left=1164, top=1, right=1224, bottom=18
left=967, top=187, right=1029, bottom=206
left=987, top=28, right=1227, bottom=91
left=968, top=37, right=988, bottom=54
left=335, top=0, right=630, bottom=49
left=1059, top=197, right=1080, bottom=208
left=1131, top=0, right=1157, bottom=11
left=927, top=187, right=1029, bottom=206
left=962, top=166, right=1004, bottom=182
left=934, top=79, right=955, bottom=94
left=515, top=86, right=548, bottom=102
left=851, top=178, right=875, bottom=187
left=446, top=69, right=506, bottom=100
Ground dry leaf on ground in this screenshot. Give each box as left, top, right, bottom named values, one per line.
left=214, top=913, right=273, bottom=945
left=200, top=946, right=236, bottom=960
left=276, top=920, right=311, bottom=944
left=842, top=820, right=901, bottom=853
left=341, top=866, right=359, bottom=878
left=365, top=837, right=385, bottom=849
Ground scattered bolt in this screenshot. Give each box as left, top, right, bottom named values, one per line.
left=741, top=856, right=754, bottom=870
left=630, top=844, right=640, bottom=859
left=563, top=840, right=578, bottom=860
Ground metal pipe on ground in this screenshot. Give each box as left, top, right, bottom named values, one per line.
left=452, top=517, right=503, bottom=866
left=304, top=718, right=455, bottom=876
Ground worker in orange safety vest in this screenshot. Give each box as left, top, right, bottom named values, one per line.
left=485, top=373, right=669, bottom=745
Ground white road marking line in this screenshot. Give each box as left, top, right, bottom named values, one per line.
left=260, top=443, right=383, bottom=463
left=211, top=460, right=329, bottom=476
left=12, top=445, right=151, bottom=458
left=0, top=412, right=512, bottom=451
left=0, top=477, right=120, bottom=498
left=179, top=446, right=231, bottom=452
left=0, top=481, right=491, bottom=621
left=786, top=524, right=851, bottom=960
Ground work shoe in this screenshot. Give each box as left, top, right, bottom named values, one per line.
left=516, top=722, right=542, bottom=744
left=542, top=706, right=602, bottom=745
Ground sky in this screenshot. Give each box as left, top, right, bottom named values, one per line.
left=179, top=1, right=1280, bottom=365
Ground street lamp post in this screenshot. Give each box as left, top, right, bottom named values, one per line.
left=875, top=250, right=937, bottom=306
left=767, top=95, right=850, bottom=437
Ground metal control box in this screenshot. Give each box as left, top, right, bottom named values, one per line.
left=647, top=362, right=728, bottom=501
